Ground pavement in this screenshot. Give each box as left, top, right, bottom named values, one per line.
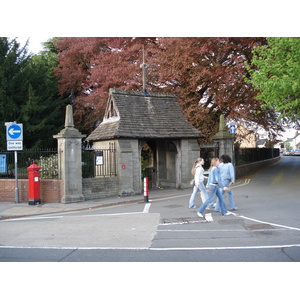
left=0, top=188, right=189, bottom=220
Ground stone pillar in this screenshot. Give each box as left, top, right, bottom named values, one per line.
left=180, top=139, right=200, bottom=189
left=115, top=139, right=138, bottom=196
left=53, top=105, right=86, bottom=203
left=212, top=114, right=234, bottom=162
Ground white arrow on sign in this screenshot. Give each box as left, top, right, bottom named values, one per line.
left=6, top=123, right=23, bottom=141
left=9, top=128, right=21, bottom=135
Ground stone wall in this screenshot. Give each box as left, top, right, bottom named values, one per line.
left=235, top=156, right=281, bottom=179
left=93, top=139, right=141, bottom=197
left=82, top=177, right=119, bottom=200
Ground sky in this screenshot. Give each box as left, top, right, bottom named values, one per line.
left=16, top=36, right=49, bottom=54
left=2, top=2, right=299, bottom=141
left=3, top=0, right=298, bottom=55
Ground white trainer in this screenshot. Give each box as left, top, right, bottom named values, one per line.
left=197, top=212, right=204, bottom=218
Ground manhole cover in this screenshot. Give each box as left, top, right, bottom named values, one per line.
left=245, top=224, right=275, bottom=230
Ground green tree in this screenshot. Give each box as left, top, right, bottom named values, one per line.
left=283, top=141, right=292, bottom=151
left=0, top=38, right=31, bottom=148
left=20, top=46, right=68, bottom=148
left=156, top=37, right=282, bottom=142
left=0, top=37, right=68, bottom=149
left=248, top=37, right=300, bottom=123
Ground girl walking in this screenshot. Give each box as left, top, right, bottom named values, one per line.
left=215, top=154, right=237, bottom=211
left=197, top=157, right=231, bottom=217
left=189, top=158, right=208, bottom=208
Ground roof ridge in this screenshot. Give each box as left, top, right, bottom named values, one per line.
left=109, top=88, right=176, bottom=98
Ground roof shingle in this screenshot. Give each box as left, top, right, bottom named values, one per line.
left=86, top=89, right=203, bottom=141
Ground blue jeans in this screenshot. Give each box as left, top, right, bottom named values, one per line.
left=197, top=184, right=228, bottom=215
left=189, top=182, right=208, bottom=208
left=215, top=179, right=236, bottom=211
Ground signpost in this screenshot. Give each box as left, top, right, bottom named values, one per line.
left=5, top=122, right=23, bottom=203
left=229, top=122, right=236, bottom=165
left=229, top=124, right=236, bottom=134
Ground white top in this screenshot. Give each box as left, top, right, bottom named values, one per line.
left=194, top=164, right=205, bottom=185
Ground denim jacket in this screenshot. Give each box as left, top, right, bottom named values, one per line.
left=219, top=162, right=235, bottom=182
left=206, top=166, right=224, bottom=188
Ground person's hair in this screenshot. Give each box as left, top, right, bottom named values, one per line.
left=191, top=158, right=204, bottom=175
left=220, top=154, right=231, bottom=164
left=209, top=157, right=219, bottom=171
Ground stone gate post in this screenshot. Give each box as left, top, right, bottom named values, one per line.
left=53, top=105, right=86, bottom=203
left=212, top=114, right=234, bottom=163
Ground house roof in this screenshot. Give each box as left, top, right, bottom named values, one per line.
left=257, top=139, right=267, bottom=146
left=86, top=89, right=203, bottom=141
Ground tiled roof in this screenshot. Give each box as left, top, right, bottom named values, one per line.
left=86, top=89, right=203, bottom=141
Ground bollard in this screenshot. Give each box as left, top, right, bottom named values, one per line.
left=144, top=177, right=149, bottom=203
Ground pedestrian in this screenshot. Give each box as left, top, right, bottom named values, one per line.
left=197, top=157, right=231, bottom=217
left=188, top=158, right=209, bottom=208
left=215, top=154, right=237, bottom=211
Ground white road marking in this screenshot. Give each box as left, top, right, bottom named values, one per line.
left=143, top=203, right=151, bottom=213
left=0, top=212, right=146, bottom=222
left=0, top=244, right=299, bottom=251
left=157, top=228, right=288, bottom=232
left=238, top=215, right=300, bottom=231
left=150, top=244, right=300, bottom=251
left=0, top=245, right=148, bottom=250
left=1, top=216, right=64, bottom=222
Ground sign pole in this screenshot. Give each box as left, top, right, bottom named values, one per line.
left=229, top=123, right=236, bottom=166
left=5, top=122, right=23, bottom=204
left=14, top=150, right=19, bottom=203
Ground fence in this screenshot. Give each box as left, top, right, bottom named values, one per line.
left=0, top=148, right=61, bottom=203
left=235, top=147, right=280, bottom=166
left=0, top=148, right=58, bottom=179
left=82, top=145, right=116, bottom=178
left=0, top=147, right=117, bottom=179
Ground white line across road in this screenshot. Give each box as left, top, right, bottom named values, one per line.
left=149, top=244, right=300, bottom=251
left=0, top=244, right=299, bottom=251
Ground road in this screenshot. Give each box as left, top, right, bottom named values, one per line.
left=0, top=156, right=300, bottom=262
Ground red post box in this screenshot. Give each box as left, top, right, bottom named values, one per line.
left=27, top=161, right=41, bottom=205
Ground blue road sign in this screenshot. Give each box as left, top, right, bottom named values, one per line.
left=229, top=125, right=236, bottom=134
left=7, top=124, right=23, bottom=141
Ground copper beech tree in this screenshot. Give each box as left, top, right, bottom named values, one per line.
left=54, top=37, right=283, bottom=142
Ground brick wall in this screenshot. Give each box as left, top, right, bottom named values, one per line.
left=0, top=179, right=63, bottom=203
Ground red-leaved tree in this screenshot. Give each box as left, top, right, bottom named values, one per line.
left=54, top=37, right=283, bottom=142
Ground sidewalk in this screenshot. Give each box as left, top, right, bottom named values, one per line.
left=0, top=188, right=190, bottom=220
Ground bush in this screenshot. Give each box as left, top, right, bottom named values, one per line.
left=36, top=154, right=58, bottom=179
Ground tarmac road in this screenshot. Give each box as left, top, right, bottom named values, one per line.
left=0, top=156, right=300, bottom=262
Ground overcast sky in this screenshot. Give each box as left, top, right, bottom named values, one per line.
left=16, top=37, right=49, bottom=54
left=3, top=1, right=297, bottom=53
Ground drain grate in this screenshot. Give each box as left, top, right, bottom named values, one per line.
left=160, top=217, right=208, bottom=225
